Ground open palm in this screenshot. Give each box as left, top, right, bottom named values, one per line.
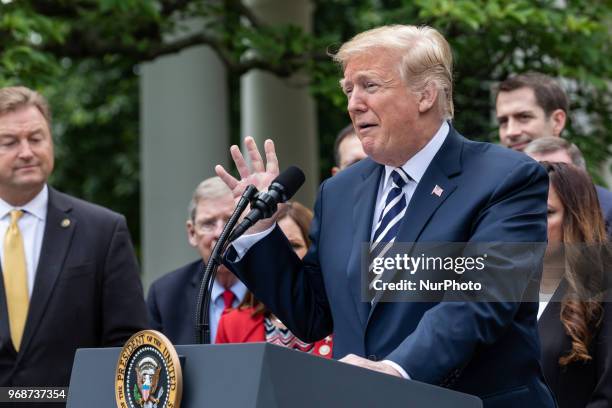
left=215, top=136, right=281, bottom=232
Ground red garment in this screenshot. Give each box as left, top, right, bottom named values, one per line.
left=216, top=307, right=333, bottom=358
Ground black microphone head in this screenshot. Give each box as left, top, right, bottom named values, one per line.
left=272, top=166, right=305, bottom=201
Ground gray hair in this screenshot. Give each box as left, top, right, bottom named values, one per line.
left=333, top=25, right=454, bottom=120
left=188, top=176, right=232, bottom=221
left=524, top=137, right=586, bottom=170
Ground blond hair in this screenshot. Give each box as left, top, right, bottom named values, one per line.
left=334, top=25, right=454, bottom=119
left=0, top=86, right=51, bottom=127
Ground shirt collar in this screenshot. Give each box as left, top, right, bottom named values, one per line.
left=211, top=276, right=248, bottom=303
left=0, top=184, right=48, bottom=221
left=383, top=121, right=449, bottom=187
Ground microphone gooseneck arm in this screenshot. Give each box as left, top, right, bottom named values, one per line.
left=194, top=185, right=257, bottom=344
left=194, top=166, right=306, bottom=344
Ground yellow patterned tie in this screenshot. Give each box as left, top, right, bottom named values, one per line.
left=3, top=210, right=28, bottom=351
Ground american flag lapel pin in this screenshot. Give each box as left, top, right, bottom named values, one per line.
left=432, top=185, right=444, bottom=197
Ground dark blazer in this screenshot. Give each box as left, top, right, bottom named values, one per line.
left=595, top=186, right=612, bottom=237
left=147, top=259, right=203, bottom=345
left=539, top=281, right=612, bottom=408
left=0, top=187, right=148, bottom=388
left=226, top=127, right=556, bottom=408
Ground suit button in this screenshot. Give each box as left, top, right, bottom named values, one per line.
left=368, top=355, right=377, bottom=361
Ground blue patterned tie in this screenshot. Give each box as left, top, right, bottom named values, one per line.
left=369, top=168, right=410, bottom=290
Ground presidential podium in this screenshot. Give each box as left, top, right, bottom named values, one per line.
left=67, top=342, right=482, bottom=407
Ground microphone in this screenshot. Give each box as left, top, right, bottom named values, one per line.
left=229, top=166, right=305, bottom=241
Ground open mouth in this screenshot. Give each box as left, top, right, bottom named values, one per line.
left=357, top=123, right=377, bottom=132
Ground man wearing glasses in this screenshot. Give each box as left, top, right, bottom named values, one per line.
left=147, top=176, right=247, bottom=344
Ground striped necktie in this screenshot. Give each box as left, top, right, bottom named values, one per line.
left=369, top=169, right=410, bottom=290
left=3, top=210, right=29, bottom=351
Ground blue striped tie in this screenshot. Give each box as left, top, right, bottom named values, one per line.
left=369, top=168, right=410, bottom=290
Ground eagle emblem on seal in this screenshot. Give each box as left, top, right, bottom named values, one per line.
left=134, top=356, right=163, bottom=407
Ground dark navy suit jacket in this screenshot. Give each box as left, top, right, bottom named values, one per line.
left=147, top=259, right=203, bottom=345
left=595, top=186, right=612, bottom=237
left=226, top=127, right=556, bottom=408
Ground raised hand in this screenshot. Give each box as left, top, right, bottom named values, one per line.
left=215, top=136, right=280, bottom=233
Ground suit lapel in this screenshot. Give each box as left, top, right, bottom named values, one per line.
left=539, top=279, right=568, bottom=323
left=18, top=188, right=75, bottom=356
left=0, top=266, right=13, bottom=355
left=190, top=260, right=205, bottom=287
left=368, top=127, right=463, bottom=313
left=347, top=161, right=383, bottom=327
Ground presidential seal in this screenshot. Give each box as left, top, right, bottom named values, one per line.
left=116, top=330, right=182, bottom=408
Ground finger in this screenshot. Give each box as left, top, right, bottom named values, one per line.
left=264, top=139, right=279, bottom=175
left=245, top=136, right=265, bottom=173
left=231, top=144, right=250, bottom=179
left=215, top=165, right=239, bottom=190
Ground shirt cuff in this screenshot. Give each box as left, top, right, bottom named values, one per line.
left=381, top=360, right=410, bottom=379
left=230, top=223, right=276, bottom=260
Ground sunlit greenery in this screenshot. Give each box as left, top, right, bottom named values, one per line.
left=1, top=0, right=610, bottom=248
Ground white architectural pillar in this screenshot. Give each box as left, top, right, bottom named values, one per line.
left=241, top=0, right=318, bottom=206
left=141, top=46, right=229, bottom=289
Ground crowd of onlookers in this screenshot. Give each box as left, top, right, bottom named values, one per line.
left=0, top=42, right=610, bottom=407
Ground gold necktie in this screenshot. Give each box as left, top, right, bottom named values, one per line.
left=3, top=210, right=28, bottom=351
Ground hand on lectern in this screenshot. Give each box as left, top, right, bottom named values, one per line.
left=340, top=354, right=402, bottom=378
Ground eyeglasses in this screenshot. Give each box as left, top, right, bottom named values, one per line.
left=194, top=217, right=230, bottom=234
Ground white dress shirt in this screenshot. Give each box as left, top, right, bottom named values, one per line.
left=209, top=278, right=247, bottom=343
left=371, top=121, right=449, bottom=239
left=0, top=185, right=48, bottom=296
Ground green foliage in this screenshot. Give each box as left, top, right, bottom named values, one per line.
left=42, top=59, right=141, bottom=245
left=0, top=0, right=610, bottom=252
left=314, top=0, right=612, bottom=184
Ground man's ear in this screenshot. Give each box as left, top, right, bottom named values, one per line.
left=186, top=220, right=197, bottom=247
left=331, top=166, right=340, bottom=176
left=550, top=109, right=567, bottom=137
left=418, top=82, right=438, bottom=113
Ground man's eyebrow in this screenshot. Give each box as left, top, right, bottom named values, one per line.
left=0, top=128, right=44, bottom=136
left=496, top=109, right=535, bottom=120
left=340, top=71, right=382, bottom=86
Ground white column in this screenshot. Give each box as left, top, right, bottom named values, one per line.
left=602, top=159, right=612, bottom=189
left=141, top=46, right=229, bottom=290
left=241, top=0, right=318, bottom=206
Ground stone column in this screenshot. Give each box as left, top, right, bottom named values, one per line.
left=140, top=45, right=229, bottom=289
left=241, top=0, right=318, bottom=206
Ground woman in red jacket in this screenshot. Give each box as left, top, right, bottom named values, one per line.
left=216, top=201, right=333, bottom=358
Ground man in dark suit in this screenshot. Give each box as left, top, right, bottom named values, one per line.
left=216, top=25, right=555, bottom=407
left=0, top=86, right=148, bottom=389
left=147, top=177, right=246, bottom=344
left=495, top=72, right=612, bottom=234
